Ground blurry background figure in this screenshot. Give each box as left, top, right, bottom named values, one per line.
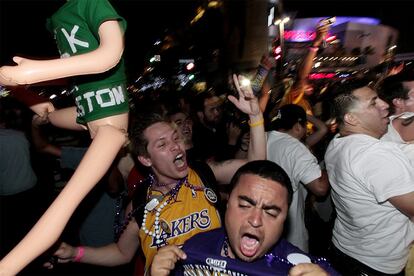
left=0, top=98, right=44, bottom=273
left=192, top=88, right=241, bottom=162
left=266, top=104, right=329, bottom=252
left=167, top=108, right=196, bottom=162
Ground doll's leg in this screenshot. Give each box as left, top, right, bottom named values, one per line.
left=48, top=106, right=87, bottom=131
left=0, top=124, right=127, bottom=275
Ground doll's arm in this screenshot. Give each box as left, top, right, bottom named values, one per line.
left=0, top=20, right=124, bottom=86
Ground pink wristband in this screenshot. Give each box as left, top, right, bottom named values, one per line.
left=73, top=246, right=84, bottom=262
left=309, top=46, right=319, bottom=52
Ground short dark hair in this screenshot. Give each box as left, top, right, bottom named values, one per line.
left=193, top=88, right=218, bottom=113
left=331, top=79, right=371, bottom=128
left=229, top=160, right=293, bottom=206
left=129, top=107, right=169, bottom=157
left=269, top=104, right=306, bottom=131
left=378, top=70, right=414, bottom=115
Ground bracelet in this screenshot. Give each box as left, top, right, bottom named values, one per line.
left=248, top=119, right=264, bottom=128
left=73, top=246, right=85, bottom=262
left=309, top=46, right=319, bottom=52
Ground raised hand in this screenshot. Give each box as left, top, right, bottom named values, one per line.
left=259, top=54, right=276, bottom=70
left=229, top=74, right=261, bottom=116
left=313, top=20, right=331, bottom=48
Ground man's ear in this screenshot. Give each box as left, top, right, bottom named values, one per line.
left=138, top=155, right=152, bottom=167
left=293, top=122, right=304, bottom=133
left=291, top=122, right=299, bottom=133
left=344, top=112, right=358, bottom=126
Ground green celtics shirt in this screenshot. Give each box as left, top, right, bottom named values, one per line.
left=47, top=0, right=129, bottom=124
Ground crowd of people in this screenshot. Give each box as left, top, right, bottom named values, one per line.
left=1, top=0, right=414, bottom=275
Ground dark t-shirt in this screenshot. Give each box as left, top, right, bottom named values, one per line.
left=174, top=228, right=339, bottom=276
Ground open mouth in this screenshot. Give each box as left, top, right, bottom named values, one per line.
left=174, top=153, right=186, bottom=169
left=240, top=233, right=260, bottom=257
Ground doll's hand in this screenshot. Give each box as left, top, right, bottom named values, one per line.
left=0, top=57, right=45, bottom=86
left=0, top=65, right=19, bottom=86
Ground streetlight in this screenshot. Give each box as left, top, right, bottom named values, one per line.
left=274, top=16, right=290, bottom=54
left=274, top=16, right=289, bottom=72
left=274, top=16, right=290, bottom=25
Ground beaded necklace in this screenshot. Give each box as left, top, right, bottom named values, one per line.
left=114, top=174, right=217, bottom=243
left=113, top=190, right=128, bottom=240
left=140, top=176, right=188, bottom=247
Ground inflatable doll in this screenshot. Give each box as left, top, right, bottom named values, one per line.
left=0, top=1, right=129, bottom=274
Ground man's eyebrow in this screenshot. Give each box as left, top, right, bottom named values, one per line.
left=238, top=195, right=256, bottom=206
left=155, top=130, right=177, bottom=143
left=239, top=195, right=282, bottom=211
left=154, top=136, right=166, bottom=143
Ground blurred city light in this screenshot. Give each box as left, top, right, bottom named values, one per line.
left=186, top=62, right=195, bottom=71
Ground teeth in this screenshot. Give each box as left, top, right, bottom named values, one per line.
left=174, top=153, right=185, bottom=168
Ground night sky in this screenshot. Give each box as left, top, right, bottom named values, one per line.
left=1, top=0, right=412, bottom=78
left=0, top=0, right=197, bottom=76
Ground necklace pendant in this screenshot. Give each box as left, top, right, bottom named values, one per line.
left=287, top=253, right=311, bottom=265
left=160, top=219, right=171, bottom=235
left=204, top=188, right=218, bottom=204
left=145, top=197, right=160, bottom=211
left=191, top=188, right=197, bottom=198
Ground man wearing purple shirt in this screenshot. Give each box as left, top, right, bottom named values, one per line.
left=150, top=160, right=337, bottom=276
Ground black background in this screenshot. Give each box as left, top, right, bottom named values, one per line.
left=1, top=0, right=412, bottom=77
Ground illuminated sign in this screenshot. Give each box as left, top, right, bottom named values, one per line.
left=284, top=30, right=316, bottom=42
left=308, top=73, right=351, bottom=79
left=283, top=31, right=337, bottom=42
left=282, top=16, right=380, bottom=42
left=309, top=73, right=336, bottom=79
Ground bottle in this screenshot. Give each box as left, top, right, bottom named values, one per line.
left=251, top=65, right=269, bottom=97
